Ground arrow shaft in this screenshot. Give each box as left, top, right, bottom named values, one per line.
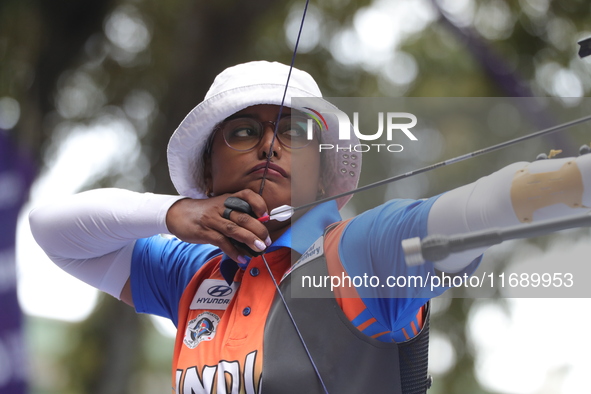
left=295, top=114, right=591, bottom=213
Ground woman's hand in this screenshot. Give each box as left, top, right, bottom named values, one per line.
left=165, top=189, right=271, bottom=264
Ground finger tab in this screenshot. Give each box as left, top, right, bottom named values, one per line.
left=224, top=197, right=256, bottom=217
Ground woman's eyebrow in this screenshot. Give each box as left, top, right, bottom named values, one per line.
left=224, top=113, right=256, bottom=121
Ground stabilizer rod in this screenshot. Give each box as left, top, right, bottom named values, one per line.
left=402, top=213, right=591, bottom=265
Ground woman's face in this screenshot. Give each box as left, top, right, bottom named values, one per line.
left=204, top=104, right=322, bottom=216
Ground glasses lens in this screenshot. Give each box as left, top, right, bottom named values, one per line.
left=222, top=118, right=262, bottom=151
left=277, top=116, right=317, bottom=149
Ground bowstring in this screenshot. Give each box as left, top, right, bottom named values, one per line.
left=261, top=255, right=330, bottom=394
left=258, top=0, right=310, bottom=196
left=257, top=1, right=330, bottom=392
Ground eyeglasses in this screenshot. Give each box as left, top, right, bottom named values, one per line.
left=217, top=115, right=319, bottom=152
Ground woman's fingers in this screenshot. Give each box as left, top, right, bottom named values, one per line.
left=165, top=191, right=271, bottom=261
left=232, top=189, right=269, bottom=219
left=207, top=231, right=249, bottom=265
left=218, top=209, right=271, bottom=251
left=218, top=190, right=271, bottom=250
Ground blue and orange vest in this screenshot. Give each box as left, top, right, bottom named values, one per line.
left=172, top=222, right=430, bottom=393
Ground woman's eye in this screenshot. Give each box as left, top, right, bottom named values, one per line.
left=232, top=127, right=257, bottom=138
left=282, top=123, right=307, bottom=139
left=283, top=129, right=301, bottom=138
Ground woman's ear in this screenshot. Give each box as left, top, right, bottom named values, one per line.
left=317, top=175, right=326, bottom=199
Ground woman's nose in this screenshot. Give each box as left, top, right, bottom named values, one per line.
left=258, top=124, right=281, bottom=159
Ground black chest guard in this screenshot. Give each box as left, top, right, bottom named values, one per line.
left=262, top=246, right=431, bottom=393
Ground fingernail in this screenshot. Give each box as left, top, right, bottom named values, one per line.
left=254, top=239, right=266, bottom=251
left=237, top=255, right=248, bottom=265
left=265, top=236, right=272, bottom=247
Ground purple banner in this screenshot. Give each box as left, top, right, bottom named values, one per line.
left=0, top=131, right=34, bottom=393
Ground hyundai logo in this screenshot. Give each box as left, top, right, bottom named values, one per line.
left=207, top=285, right=233, bottom=297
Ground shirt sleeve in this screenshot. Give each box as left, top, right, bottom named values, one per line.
left=338, top=196, right=481, bottom=333
left=130, top=235, right=221, bottom=326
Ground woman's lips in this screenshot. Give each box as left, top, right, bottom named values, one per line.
left=249, top=162, right=288, bottom=178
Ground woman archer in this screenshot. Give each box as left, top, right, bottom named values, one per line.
left=30, top=61, right=591, bottom=394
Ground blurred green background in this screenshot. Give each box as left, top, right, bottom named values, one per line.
left=2, top=0, right=591, bottom=393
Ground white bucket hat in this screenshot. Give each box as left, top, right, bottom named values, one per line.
left=167, top=60, right=361, bottom=209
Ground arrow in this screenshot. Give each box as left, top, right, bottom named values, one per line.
left=257, top=115, right=591, bottom=223
left=257, top=205, right=295, bottom=222
left=291, top=114, right=591, bottom=214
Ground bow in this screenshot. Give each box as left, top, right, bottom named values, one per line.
left=249, top=3, right=591, bottom=391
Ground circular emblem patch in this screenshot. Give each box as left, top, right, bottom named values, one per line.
left=183, top=311, right=221, bottom=349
